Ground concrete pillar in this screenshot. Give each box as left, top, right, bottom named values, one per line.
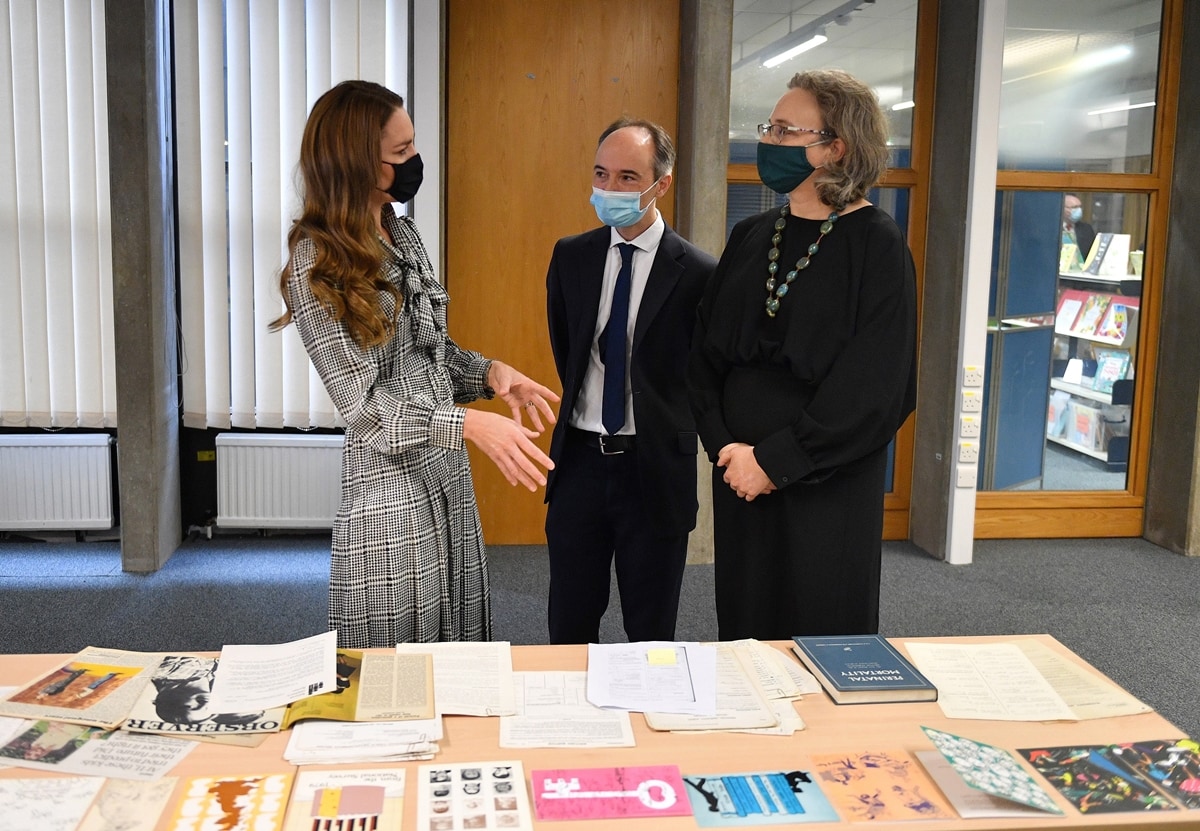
left=1145, top=0, right=1200, bottom=557
left=908, top=1, right=984, bottom=560
left=677, top=0, right=733, bottom=564
left=105, top=0, right=181, bottom=571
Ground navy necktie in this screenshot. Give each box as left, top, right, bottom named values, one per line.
left=601, top=243, right=636, bottom=435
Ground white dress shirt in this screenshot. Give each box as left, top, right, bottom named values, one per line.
left=569, top=211, right=665, bottom=436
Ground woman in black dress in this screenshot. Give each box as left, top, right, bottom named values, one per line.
left=689, top=70, right=917, bottom=640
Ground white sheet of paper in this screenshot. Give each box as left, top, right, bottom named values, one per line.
left=0, top=776, right=106, bottom=831
left=914, top=751, right=1054, bottom=819
left=500, top=671, right=634, bottom=748
left=1016, top=640, right=1151, bottom=719
left=645, top=643, right=777, bottom=731
left=210, top=630, right=337, bottom=711
left=585, top=641, right=717, bottom=715
left=395, top=641, right=516, bottom=716
left=904, top=642, right=1077, bottom=721
left=77, top=777, right=178, bottom=831
left=284, top=717, right=443, bottom=764
left=722, top=639, right=802, bottom=699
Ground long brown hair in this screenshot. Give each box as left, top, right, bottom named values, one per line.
left=271, top=80, right=403, bottom=348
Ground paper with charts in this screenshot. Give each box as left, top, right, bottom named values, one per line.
left=919, top=726, right=1061, bottom=816
left=531, top=765, right=691, bottom=820
left=809, top=749, right=956, bottom=821
left=282, top=768, right=405, bottom=831
left=683, top=769, right=839, bottom=826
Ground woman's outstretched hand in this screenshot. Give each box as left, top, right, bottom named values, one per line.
left=464, top=409, right=555, bottom=491
left=488, top=360, right=560, bottom=434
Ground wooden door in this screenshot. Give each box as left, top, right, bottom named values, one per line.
left=446, top=0, right=680, bottom=543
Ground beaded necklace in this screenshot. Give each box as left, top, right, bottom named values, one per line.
left=765, top=204, right=840, bottom=318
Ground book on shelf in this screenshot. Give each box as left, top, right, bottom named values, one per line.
left=790, top=635, right=936, bottom=705
left=1093, top=300, right=1134, bottom=343
left=1068, top=401, right=1103, bottom=449
left=1046, top=390, right=1071, bottom=438
left=1071, top=292, right=1111, bottom=337
left=1058, top=242, right=1080, bottom=273
left=1053, top=289, right=1087, bottom=334
left=1082, top=232, right=1131, bottom=277
left=1091, top=352, right=1130, bottom=394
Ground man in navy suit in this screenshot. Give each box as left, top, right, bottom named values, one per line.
left=544, top=117, right=717, bottom=644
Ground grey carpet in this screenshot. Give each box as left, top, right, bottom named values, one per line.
left=1, top=534, right=1196, bottom=741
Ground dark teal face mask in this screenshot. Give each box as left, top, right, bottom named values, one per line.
left=756, top=140, right=829, bottom=194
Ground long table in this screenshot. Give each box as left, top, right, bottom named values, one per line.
left=0, top=635, right=1193, bottom=830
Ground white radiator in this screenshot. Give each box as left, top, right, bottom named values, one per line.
left=0, top=434, right=115, bottom=530
left=215, top=434, right=343, bottom=529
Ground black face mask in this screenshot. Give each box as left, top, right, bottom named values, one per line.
left=382, top=153, right=423, bottom=203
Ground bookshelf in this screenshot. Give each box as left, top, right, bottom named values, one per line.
left=1049, top=280, right=1138, bottom=472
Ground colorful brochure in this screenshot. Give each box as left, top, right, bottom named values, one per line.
left=682, top=769, right=839, bottom=826
left=531, top=765, right=691, bottom=821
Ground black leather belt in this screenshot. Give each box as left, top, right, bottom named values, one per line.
left=570, top=428, right=636, bottom=455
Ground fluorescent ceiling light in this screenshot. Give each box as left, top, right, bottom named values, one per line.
left=1087, top=101, right=1155, bottom=116
left=763, top=34, right=827, bottom=68
left=891, top=100, right=915, bottom=111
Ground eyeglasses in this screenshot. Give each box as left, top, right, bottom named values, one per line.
left=756, top=123, right=836, bottom=144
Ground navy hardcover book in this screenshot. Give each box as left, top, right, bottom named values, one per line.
left=791, top=635, right=937, bottom=705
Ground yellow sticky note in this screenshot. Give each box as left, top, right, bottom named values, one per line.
left=646, top=648, right=676, bottom=666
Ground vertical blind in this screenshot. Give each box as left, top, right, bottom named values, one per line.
left=174, top=0, right=410, bottom=429
left=0, top=1, right=116, bottom=429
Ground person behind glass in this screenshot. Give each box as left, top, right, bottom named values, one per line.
left=1063, top=193, right=1096, bottom=267
left=688, top=70, right=917, bottom=640
left=543, top=118, right=716, bottom=644
left=272, top=80, right=560, bottom=648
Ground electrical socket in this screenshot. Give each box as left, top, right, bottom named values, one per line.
left=956, top=466, right=978, bottom=488
left=959, top=415, right=981, bottom=438
left=961, top=389, right=983, bottom=413
left=958, top=441, right=980, bottom=464
left=962, top=365, right=984, bottom=388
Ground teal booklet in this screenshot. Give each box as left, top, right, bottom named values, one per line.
left=790, top=635, right=937, bottom=705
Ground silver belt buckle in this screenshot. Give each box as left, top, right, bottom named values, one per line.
left=598, top=435, right=624, bottom=455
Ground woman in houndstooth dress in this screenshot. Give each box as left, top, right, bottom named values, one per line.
left=274, top=81, right=559, bottom=648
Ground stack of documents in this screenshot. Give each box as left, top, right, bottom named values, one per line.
left=583, top=640, right=813, bottom=736
left=283, top=717, right=442, bottom=765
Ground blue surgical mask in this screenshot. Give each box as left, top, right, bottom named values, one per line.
left=590, top=179, right=660, bottom=228
left=1067, top=206, right=1083, bottom=224
left=756, top=140, right=828, bottom=194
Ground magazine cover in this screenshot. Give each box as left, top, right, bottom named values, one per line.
left=282, top=768, right=406, bottom=831
left=123, top=654, right=286, bottom=737
left=1019, top=745, right=1177, bottom=814
left=683, top=769, right=839, bottom=826
left=809, top=749, right=956, bottom=821
left=281, top=649, right=435, bottom=728
left=0, top=647, right=163, bottom=729
left=1108, top=738, right=1200, bottom=810
left=165, top=773, right=293, bottom=831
